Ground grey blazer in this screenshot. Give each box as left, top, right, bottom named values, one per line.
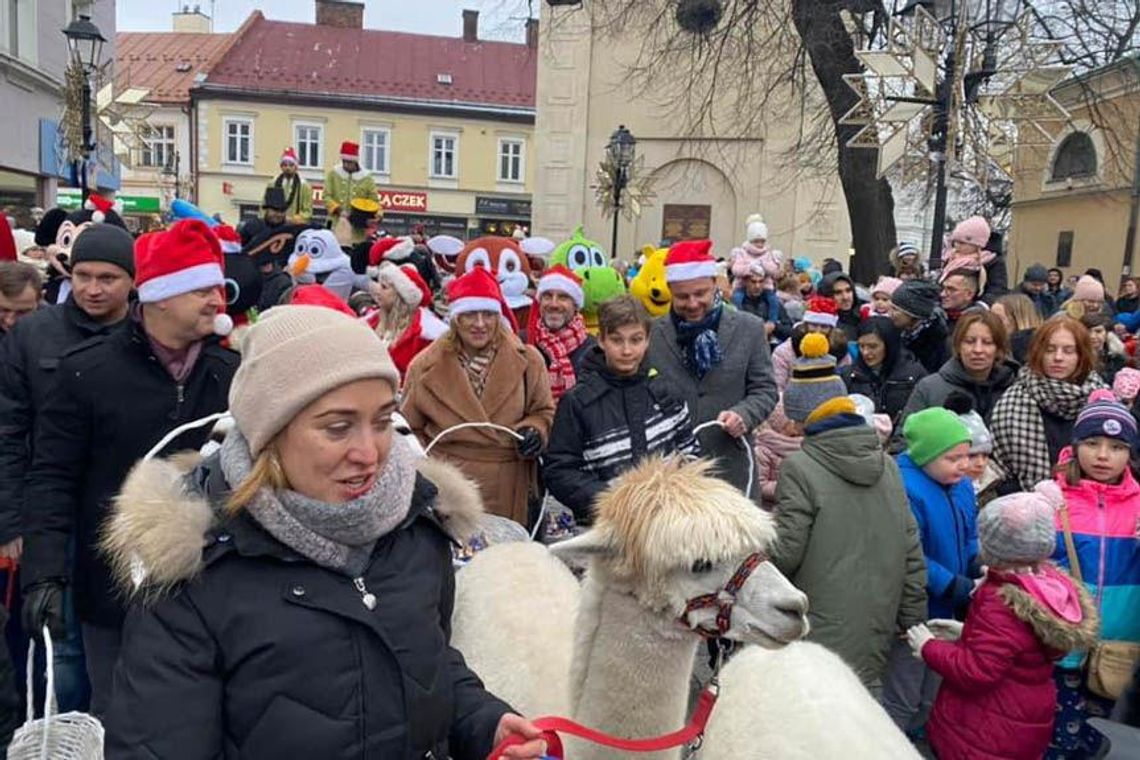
left=647, top=308, right=778, bottom=496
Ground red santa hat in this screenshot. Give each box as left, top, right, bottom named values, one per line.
left=665, top=239, right=717, bottom=283
left=446, top=266, right=518, bottom=332
left=135, top=220, right=225, bottom=304
left=85, top=194, right=116, bottom=224
left=368, top=236, right=415, bottom=268
left=378, top=262, right=432, bottom=308
left=212, top=224, right=242, bottom=254
left=536, top=264, right=584, bottom=309
left=340, top=141, right=360, bottom=161
left=280, top=147, right=299, bottom=166
left=803, top=295, right=839, bottom=327
left=290, top=284, right=358, bottom=318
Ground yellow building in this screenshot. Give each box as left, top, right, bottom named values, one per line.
left=1008, top=55, right=1140, bottom=285
left=192, top=3, right=538, bottom=237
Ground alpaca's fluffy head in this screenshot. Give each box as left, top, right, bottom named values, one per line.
left=552, top=456, right=809, bottom=646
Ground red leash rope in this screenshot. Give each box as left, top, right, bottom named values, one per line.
left=487, top=683, right=718, bottom=759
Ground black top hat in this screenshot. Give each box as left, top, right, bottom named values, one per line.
left=263, top=186, right=288, bottom=211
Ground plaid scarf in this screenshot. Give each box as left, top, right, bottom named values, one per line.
left=534, top=314, right=589, bottom=401
left=992, top=368, right=1106, bottom=490
left=458, top=341, right=498, bottom=398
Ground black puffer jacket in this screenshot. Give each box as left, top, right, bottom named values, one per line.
left=891, top=357, right=1019, bottom=452
left=841, top=321, right=927, bottom=425
left=0, top=297, right=124, bottom=543
left=102, top=453, right=509, bottom=760
left=21, top=317, right=238, bottom=626
left=544, top=348, right=699, bottom=523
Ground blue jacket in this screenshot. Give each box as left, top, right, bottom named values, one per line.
left=897, top=453, right=980, bottom=619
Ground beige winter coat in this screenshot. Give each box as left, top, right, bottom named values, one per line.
left=401, top=333, right=555, bottom=526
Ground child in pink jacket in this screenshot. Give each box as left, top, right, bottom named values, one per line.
left=753, top=401, right=804, bottom=509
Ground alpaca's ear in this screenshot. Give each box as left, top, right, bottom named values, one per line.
left=549, top=530, right=613, bottom=564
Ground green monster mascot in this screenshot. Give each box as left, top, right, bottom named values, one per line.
left=549, top=226, right=626, bottom=334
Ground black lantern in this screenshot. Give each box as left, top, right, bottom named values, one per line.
left=62, top=15, right=106, bottom=74
left=606, top=125, right=637, bottom=171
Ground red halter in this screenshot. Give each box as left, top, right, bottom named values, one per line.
left=679, top=552, right=767, bottom=638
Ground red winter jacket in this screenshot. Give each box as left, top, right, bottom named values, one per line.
left=923, top=567, right=1098, bottom=760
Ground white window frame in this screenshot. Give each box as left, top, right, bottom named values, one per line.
left=361, top=127, right=391, bottom=177
left=497, top=137, right=525, bottom=184
left=140, top=124, right=175, bottom=169
left=224, top=118, right=253, bottom=166
left=429, top=131, right=459, bottom=180
left=293, top=122, right=323, bottom=170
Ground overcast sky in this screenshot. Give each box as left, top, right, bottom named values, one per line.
left=115, top=0, right=531, bottom=40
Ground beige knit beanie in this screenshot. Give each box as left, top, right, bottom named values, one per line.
left=229, top=305, right=400, bottom=456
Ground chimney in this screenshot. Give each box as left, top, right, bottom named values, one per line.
left=462, top=9, right=478, bottom=43
left=525, top=17, right=539, bottom=48
left=315, top=0, right=364, bottom=29
left=172, top=6, right=211, bottom=33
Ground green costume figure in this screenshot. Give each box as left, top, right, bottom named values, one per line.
left=550, top=226, right=626, bottom=334
left=324, top=140, right=377, bottom=245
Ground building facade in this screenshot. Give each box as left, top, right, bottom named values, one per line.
left=1009, top=56, right=1140, bottom=286
left=531, top=4, right=851, bottom=263
left=111, top=10, right=234, bottom=231
left=0, top=0, right=117, bottom=216
left=191, top=3, right=537, bottom=237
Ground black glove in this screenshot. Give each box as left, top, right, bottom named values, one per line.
left=516, top=426, right=544, bottom=459
left=23, top=580, right=66, bottom=641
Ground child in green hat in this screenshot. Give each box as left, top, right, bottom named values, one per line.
left=881, top=407, right=985, bottom=737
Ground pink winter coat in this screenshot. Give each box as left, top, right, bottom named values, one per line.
left=753, top=423, right=803, bottom=507
left=923, top=566, right=1097, bottom=760
left=730, top=242, right=781, bottom=284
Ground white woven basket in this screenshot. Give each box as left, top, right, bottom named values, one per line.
left=8, top=627, right=104, bottom=760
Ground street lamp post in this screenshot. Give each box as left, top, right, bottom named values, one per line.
left=899, top=0, right=1020, bottom=271
left=606, top=125, right=636, bottom=258
left=163, top=150, right=182, bottom=199
left=62, top=14, right=106, bottom=203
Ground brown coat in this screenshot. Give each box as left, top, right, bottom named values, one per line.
left=401, top=333, right=554, bottom=526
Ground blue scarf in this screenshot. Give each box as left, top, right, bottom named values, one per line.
left=672, top=302, right=724, bottom=380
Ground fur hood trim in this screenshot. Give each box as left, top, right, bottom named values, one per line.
left=997, top=569, right=1100, bottom=653
left=101, top=451, right=485, bottom=600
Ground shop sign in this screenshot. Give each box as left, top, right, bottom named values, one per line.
left=57, top=188, right=161, bottom=214
left=310, top=184, right=428, bottom=213
left=661, top=204, right=711, bottom=243
left=475, top=196, right=532, bottom=218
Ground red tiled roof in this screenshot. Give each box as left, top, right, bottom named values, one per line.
left=115, top=31, right=235, bottom=103
left=203, top=14, right=536, bottom=111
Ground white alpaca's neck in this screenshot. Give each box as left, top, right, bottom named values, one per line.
left=568, top=573, right=698, bottom=760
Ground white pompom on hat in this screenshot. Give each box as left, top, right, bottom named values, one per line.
left=745, top=213, right=768, bottom=242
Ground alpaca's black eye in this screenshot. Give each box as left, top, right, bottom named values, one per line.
left=691, top=559, right=713, bottom=574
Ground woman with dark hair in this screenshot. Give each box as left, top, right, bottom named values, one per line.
left=1116, top=277, right=1140, bottom=315
left=1082, top=311, right=1128, bottom=386
left=991, top=316, right=1108, bottom=491
left=892, top=311, right=1019, bottom=451
left=841, top=317, right=926, bottom=424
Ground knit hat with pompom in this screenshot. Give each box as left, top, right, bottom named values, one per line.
left=1073, top=388, right=1138, bottom=446
left=783, top=332, right=848, bottom=422
left=978, top=490, right=1057, bottom=566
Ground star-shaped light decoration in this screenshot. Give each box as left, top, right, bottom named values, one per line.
left=94, top=64, right=159, bottom=167
left=842, top=6, right=1071, bottom=192
left=592, top=154, right=656, bottom=222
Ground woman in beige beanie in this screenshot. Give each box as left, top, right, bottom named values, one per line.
left=99, top=305, right=548, bottom=759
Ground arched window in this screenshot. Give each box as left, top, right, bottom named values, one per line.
left=1051, top=132, right=1097, bottom=181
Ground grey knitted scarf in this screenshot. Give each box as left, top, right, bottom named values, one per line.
left=220, top=430, right=417, bottom=576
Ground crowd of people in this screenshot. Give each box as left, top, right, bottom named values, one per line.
left=0, top=185, right=1139, bottom=760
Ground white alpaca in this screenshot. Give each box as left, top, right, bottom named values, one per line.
left=453, top=457, right=920, bottom=759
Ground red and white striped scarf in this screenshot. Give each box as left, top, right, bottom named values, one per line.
left=534, top=314, right=589, bottom=400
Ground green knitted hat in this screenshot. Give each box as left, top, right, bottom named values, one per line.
left=903, top=408, right=972, bottom=466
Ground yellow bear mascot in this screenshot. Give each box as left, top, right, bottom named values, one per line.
left=629, top=245, right=672, bottom=318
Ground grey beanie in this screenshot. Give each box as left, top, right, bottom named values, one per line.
left=958, top=409, right=993, bottom=455
left=70, top=223, right=136, bottom=277
left=783, top=333, right=847, bottom=423
left=890, top=279, right=939, bottom=320
left=1024, top=264, right=1049, bottom=284
left=978, top=491, right=1057, bottom=566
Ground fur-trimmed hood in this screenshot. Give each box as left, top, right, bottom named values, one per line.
left=997, top=568, right=1100, bottom=653
left=100, top=450, right=484, bottom=600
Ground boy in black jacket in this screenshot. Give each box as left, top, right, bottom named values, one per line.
left=544, top=295, right=699, bottom=525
